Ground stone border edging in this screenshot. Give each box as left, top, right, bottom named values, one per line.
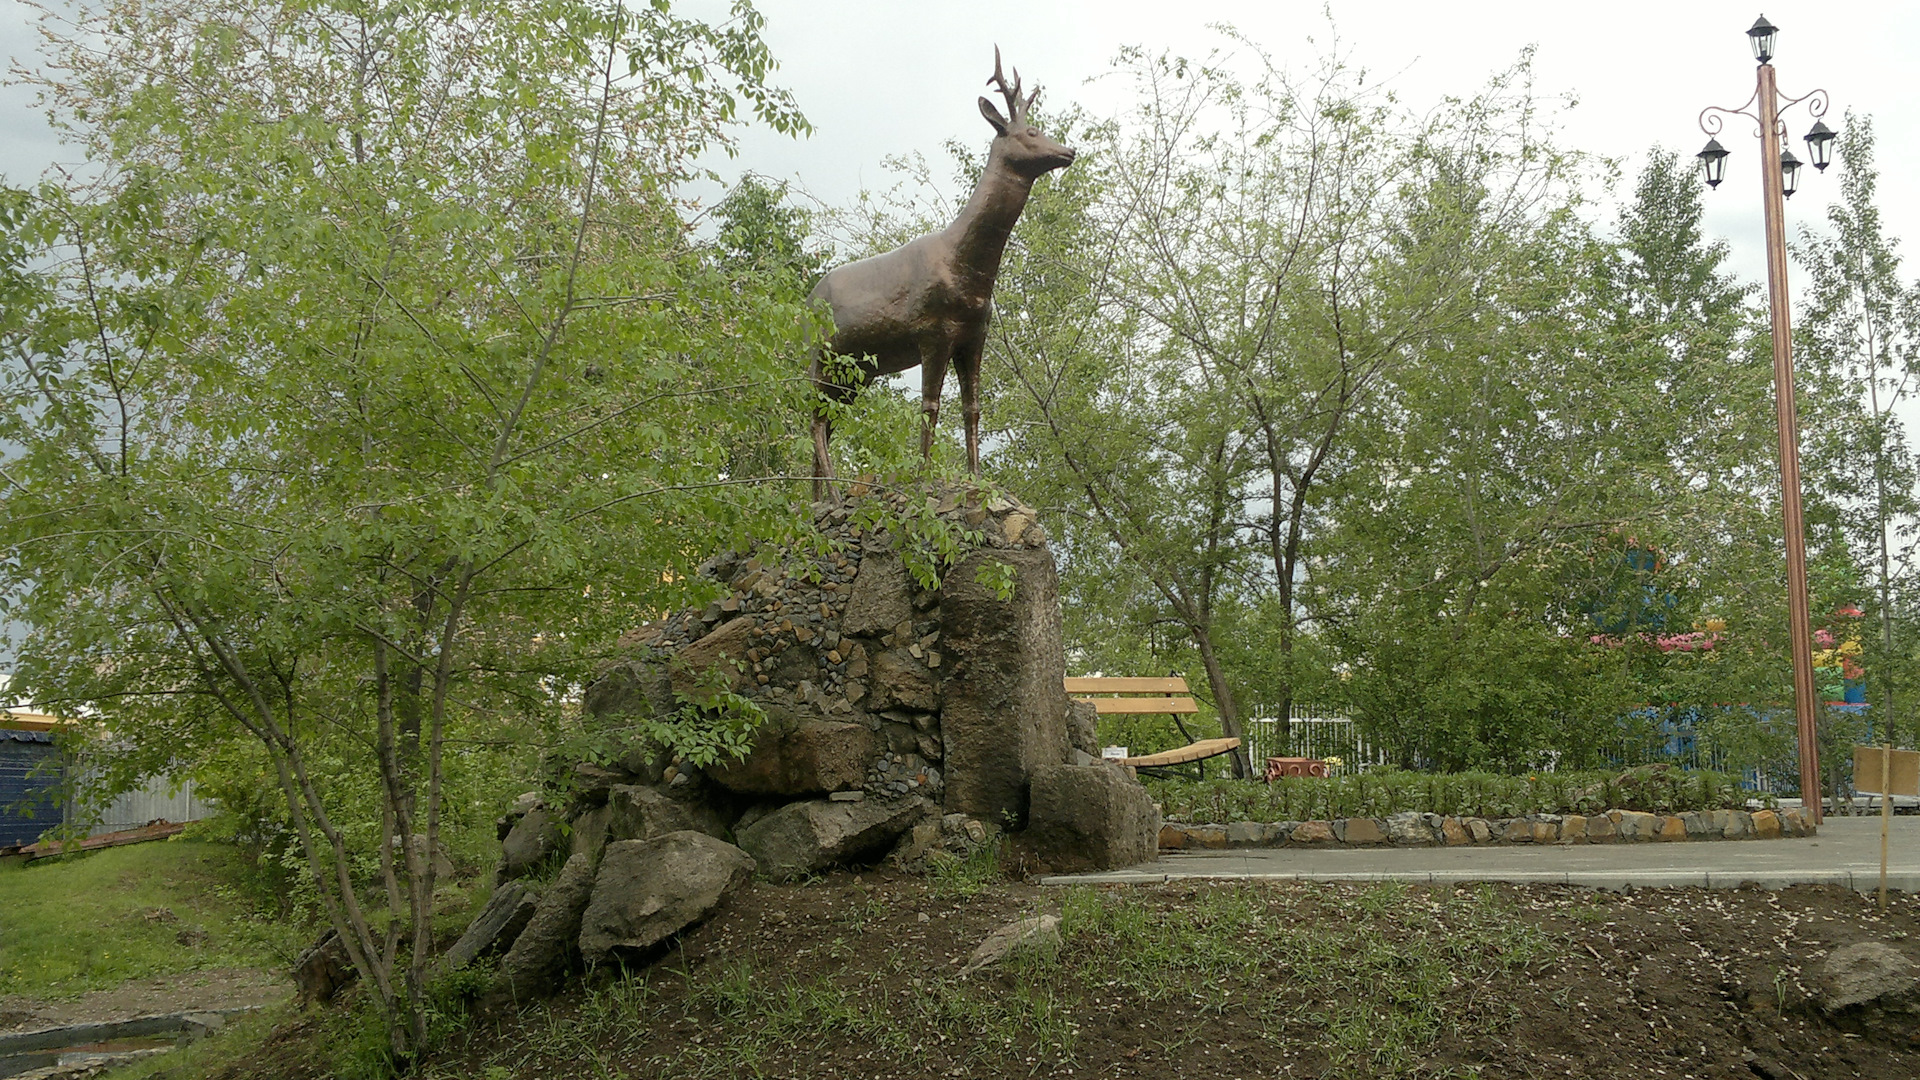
left=1038, top=867, right=1920, bottom=893
left=1158, top=807, right=1812, bottom=851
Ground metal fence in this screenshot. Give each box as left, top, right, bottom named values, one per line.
left=1243, top=707, right=1389, bottom=775
left=81, top=775, right=213, bottom=835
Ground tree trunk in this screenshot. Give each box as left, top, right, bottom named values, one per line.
left=1191, top=625, right=1251, bottom=779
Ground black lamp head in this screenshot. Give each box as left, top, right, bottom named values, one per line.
left=1697, top=138, right=1731, bottom=189
left=1780, top=147, right=1804, bottom=197
left=1747, top=14, right=1779, bottom=63
left=1805, top=121, right=1837, bottom=172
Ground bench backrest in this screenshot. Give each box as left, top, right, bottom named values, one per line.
left=1064, top=676, right=1198, bottom=715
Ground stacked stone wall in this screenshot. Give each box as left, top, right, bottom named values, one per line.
left=1158, top=806, right=1815, bottom=850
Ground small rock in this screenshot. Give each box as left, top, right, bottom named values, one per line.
left=295, top=929, right=357, bottom=1005
left=1339, top=818, right=1386, bottom=845
left=1821, top=942, right=1919, bottom=1011
left=960, top=914, right=1061, bottom=977
left=1385, top=812, right=1432, bottom=846
left=829, top=790, right=866, bottom=802
left=1290, top=820, right=1335, bottom=844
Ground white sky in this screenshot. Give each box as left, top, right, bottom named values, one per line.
left=4, top=1, right=1914, bottom=280
left=699, top=0, right=1919, bottom=288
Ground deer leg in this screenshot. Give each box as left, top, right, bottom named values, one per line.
left=811, top=351, right=857, bottom=502
left=957, top=343, right=983, bottom=476
left=812, top=409, right=834, bottom=502
left=918, top=341, right=951, bottom=462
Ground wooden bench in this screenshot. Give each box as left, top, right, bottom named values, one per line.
left=1064, top=677, right=1241, bottom=778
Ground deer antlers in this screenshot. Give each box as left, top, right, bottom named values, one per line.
left=988, top=45, right=1041, bottom=123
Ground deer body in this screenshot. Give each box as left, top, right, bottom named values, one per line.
left=810, top=50, right=1073, bottom=498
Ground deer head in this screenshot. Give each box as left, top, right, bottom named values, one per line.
left=978, top=46, right=1076, bottom=178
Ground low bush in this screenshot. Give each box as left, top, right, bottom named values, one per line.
left=1147, top=764, right=1769, bottom=823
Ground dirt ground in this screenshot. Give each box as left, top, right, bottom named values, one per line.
left=207, top=876, right=1919, bottom=1080
left=0, top=968, right=289, bottom=1035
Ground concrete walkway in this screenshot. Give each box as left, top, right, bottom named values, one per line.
left=1040, top=815, right=1920, bottom=892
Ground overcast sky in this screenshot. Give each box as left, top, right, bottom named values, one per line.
left=697, top=0, right=1919, bottom=288
left=5, top=0, right=1914, bottom=281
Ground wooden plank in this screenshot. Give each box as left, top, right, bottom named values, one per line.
left=1064, top=677, right=1190, bottom=694
left=1083, top=697, right=1199, bottom=715
left=1854, top=745, right=1920, bottom=796
left=8, top=821, right=186, bottom=861
left=1123, top=737, right=1241, bottom=768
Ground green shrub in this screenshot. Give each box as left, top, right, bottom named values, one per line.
left=1147, top=764, right=1769, bottom=822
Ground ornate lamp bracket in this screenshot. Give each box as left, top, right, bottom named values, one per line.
left=1772, top=86, right=1830, bottom=140
left=1698, top=87, right=1763, bottom=140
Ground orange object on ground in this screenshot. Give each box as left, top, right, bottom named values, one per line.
left=1264, top=756, right=1330, bottom=782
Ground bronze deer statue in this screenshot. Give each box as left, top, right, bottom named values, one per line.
left=809, top=48, right=1075, bottom=499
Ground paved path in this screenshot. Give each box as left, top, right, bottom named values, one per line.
left=1040, top=815, right=1920, bottom=891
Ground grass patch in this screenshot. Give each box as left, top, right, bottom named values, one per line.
left=1150, top=764, right=1767, bottom=823
left=922, top=838, right=1002, bottom=900
left=95, top=1003, right=296, bottom=1080
left=0, top=836, right=307, bottom=998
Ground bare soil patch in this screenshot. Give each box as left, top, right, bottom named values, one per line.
left=0, top=968, right=289, bottom=1035
left=199, top=878, right=1920, bottom=1080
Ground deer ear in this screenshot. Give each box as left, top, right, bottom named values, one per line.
left=978, top=96, right=1010, bottom=135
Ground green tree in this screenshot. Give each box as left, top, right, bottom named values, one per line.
left=985, top=39, right=1590, bottom=770
left=1, top=0, right=809, bottom=1057
left=1795, top=112, right=1920, bottom=753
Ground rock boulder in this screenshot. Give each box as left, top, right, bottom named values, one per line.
left=736, top=795, right=933, bottom=881
left=576, top=832, right=756, bottom=965
left=1822, top=942, right=1920, bottom=1011
left=939, top=547, right=1071, bottom=825
left=444, top=880, right=540, bottom=971
left=493, top=852, right=597, bottom=1000
left=1024, top=762, right=1159, bottom=872
left=706, top=720, right=873, bottom=796
left=840, top=549, right=912, bottom=636
left=497, top=805, right=564, bottom=883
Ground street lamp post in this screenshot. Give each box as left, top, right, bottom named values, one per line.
left=1696, top=14, right=1834, bottom=822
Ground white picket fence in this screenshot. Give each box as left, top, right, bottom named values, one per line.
left=1244, top=707, right=1389, bottom=775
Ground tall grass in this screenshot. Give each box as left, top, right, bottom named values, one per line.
left=1149, top=765, right=1767, bottom=823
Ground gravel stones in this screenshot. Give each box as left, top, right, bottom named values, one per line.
left=1156, top=807, right=1814, bottom=851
